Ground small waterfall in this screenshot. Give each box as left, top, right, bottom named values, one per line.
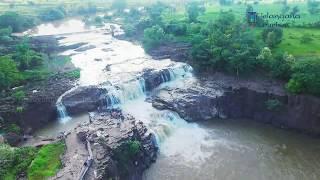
left=56, top=102, right=71, bottom=123
left=103, top=78, right=146, bottom=108
left=103, top=64, right=193, bottom=109
left=159, top=64, right=193, bottom=84
left=56, top=87, right=77, bottom=123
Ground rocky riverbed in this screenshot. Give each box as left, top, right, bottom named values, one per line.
left=53, top=110, right=157, bottom=180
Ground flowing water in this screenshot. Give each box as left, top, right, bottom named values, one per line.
left=30, top=19, right=320, bottom=180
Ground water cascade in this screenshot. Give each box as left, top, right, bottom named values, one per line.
left=56, top=102, right=72, bottom=123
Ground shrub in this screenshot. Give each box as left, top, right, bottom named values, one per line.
left=39, top=8, right=66, bottom=21
left=65, top=69, right=80, bottom=79
left=0, top=12, right=35, bottom=32
left=143, top=25, right=166, bottom=51
left=265, top=99, right=283, bottom=111
left=186, top=2, right=205, bottom=22
left=286, top=58, right=320, bottom=96
left=0, top=56, right=22, bottom=91
left=123, top=24, right=137, bottom=37
left=164, top=21, right=187, bottom=36
left=127, top=140, right=141, bottom=156
left=0, top=144, right=37, bottom=180
left=262, top=27, right=283, bottom=47
left=5, top=123, right=21, bottom=134
left=12, top=90, right=25, bottom=104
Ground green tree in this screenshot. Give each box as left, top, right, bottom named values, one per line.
left=143, top=25, right=166, bottom=52
left=307, top=0, right=320, bottom=14
left=0, top=56, right=21, bottom=90
left=262, top=27, right=283, bottom=47
left=39, top=7, right=66, bottom=21
left=0, top=27, right=13, bottom=43
left=192, top=12, right=260, bottom=74
left=14, top=41, right=43, bottom=71
left=291, top=6, right=300, bottom=15
left=186, top=2, right=205, bottom=23
left=287, top=58, right=320, bottom=95
left=0, top=12, right=34, bottom=32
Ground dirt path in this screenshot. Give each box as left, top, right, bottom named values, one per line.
left=51, top=132, right=88, bottom=180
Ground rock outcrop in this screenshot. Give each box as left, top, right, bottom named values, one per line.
left=0, top=75, right=77, bottom=135
left=75, top=111, right=158, bottom=180
left=62, top=86, right=107, bottom=115
left=152, top=73, right=320, bottom=136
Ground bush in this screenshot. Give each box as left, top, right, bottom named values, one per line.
left=286, top=58, right=320, bottom=96
left=0, top=27, right=13, bottom=43
left=0, top=56, right=22, bottom=91
left=265, top=99, right=283, bottom=111
left=123, top=24, right=137, bottom=37
left=65, top=69, right=80, bottom=79
left=127, top=140, right=141, bottom=156
left=164, top=21, right=187, bottom=36
left=0, top=144, right=37, bottom=180
left=12, top=90, right=25, bottom=104
left=0, top=12, right=35, bottom=32
left=262, top=27, right=283, bottom=47
left=143, top=25, right=166, bottom=51
left=186, top=2, right=205, bottom=22
left=5, top=123, right=21, bottom=134
left=28, top=142, right=65, bottom=180
left=39, top=8, right=66, bottom=21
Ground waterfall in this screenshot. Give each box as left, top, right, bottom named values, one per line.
left=56, top=87, right=77, bottom=123
left=56, top=102, right=71, bottom=123
left=103, top=64, right=192, bottom=109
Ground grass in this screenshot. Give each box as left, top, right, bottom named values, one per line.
left=276, top=28, right=320, bottom=56
left=0, top=144, right=37, bottom=180
left=161, top=2, right=320, bottom=58
left=27, top=142, right=65, bottom=180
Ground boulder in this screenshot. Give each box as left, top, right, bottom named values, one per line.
left=62, top=86, right=107, bottom=115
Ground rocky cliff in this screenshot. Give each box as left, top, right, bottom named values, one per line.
left=152, top=73, right=320, bottom=136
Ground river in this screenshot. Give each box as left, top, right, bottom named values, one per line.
left=30, top=19, right=320, bottom=180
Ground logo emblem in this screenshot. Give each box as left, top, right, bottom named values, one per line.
left=247, top=11, right=257, bottom=26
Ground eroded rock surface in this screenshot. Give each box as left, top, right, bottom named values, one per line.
left=152, top=73, right=320, bottom=135
left=62, top=86, right=107, bottom=115
left=71, top=111, right=158, bottom=180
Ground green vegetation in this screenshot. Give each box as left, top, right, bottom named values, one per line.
left=186, top=2, right=205, bottom=23
left=143, top=25, right=167, bottom=51
left=28, top=142, right=65, bottom=180
left=3, top=123, right=22, bottom=134
left=0, top=12, right=34, bottom=32
left=65, top=69, right=81, bottom=79
left=0, top=144, right=37, bottom=180
left=0, top=56, right=22, bottom=91
left=265, top=99, right=283, bottom=111
left=0, top=142, right=65, bottom=180
left=286, top=58, right=320, bottom=95
left=11, top=90, right=26, bottom=104
left=39, top=6, right=66, bottom=21
left=114, top=140, right=141, bottom=176
left=115, top=0, right=320, bottom=96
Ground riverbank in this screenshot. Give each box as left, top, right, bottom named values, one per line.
left=115, top=28, right=320, bottom=137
